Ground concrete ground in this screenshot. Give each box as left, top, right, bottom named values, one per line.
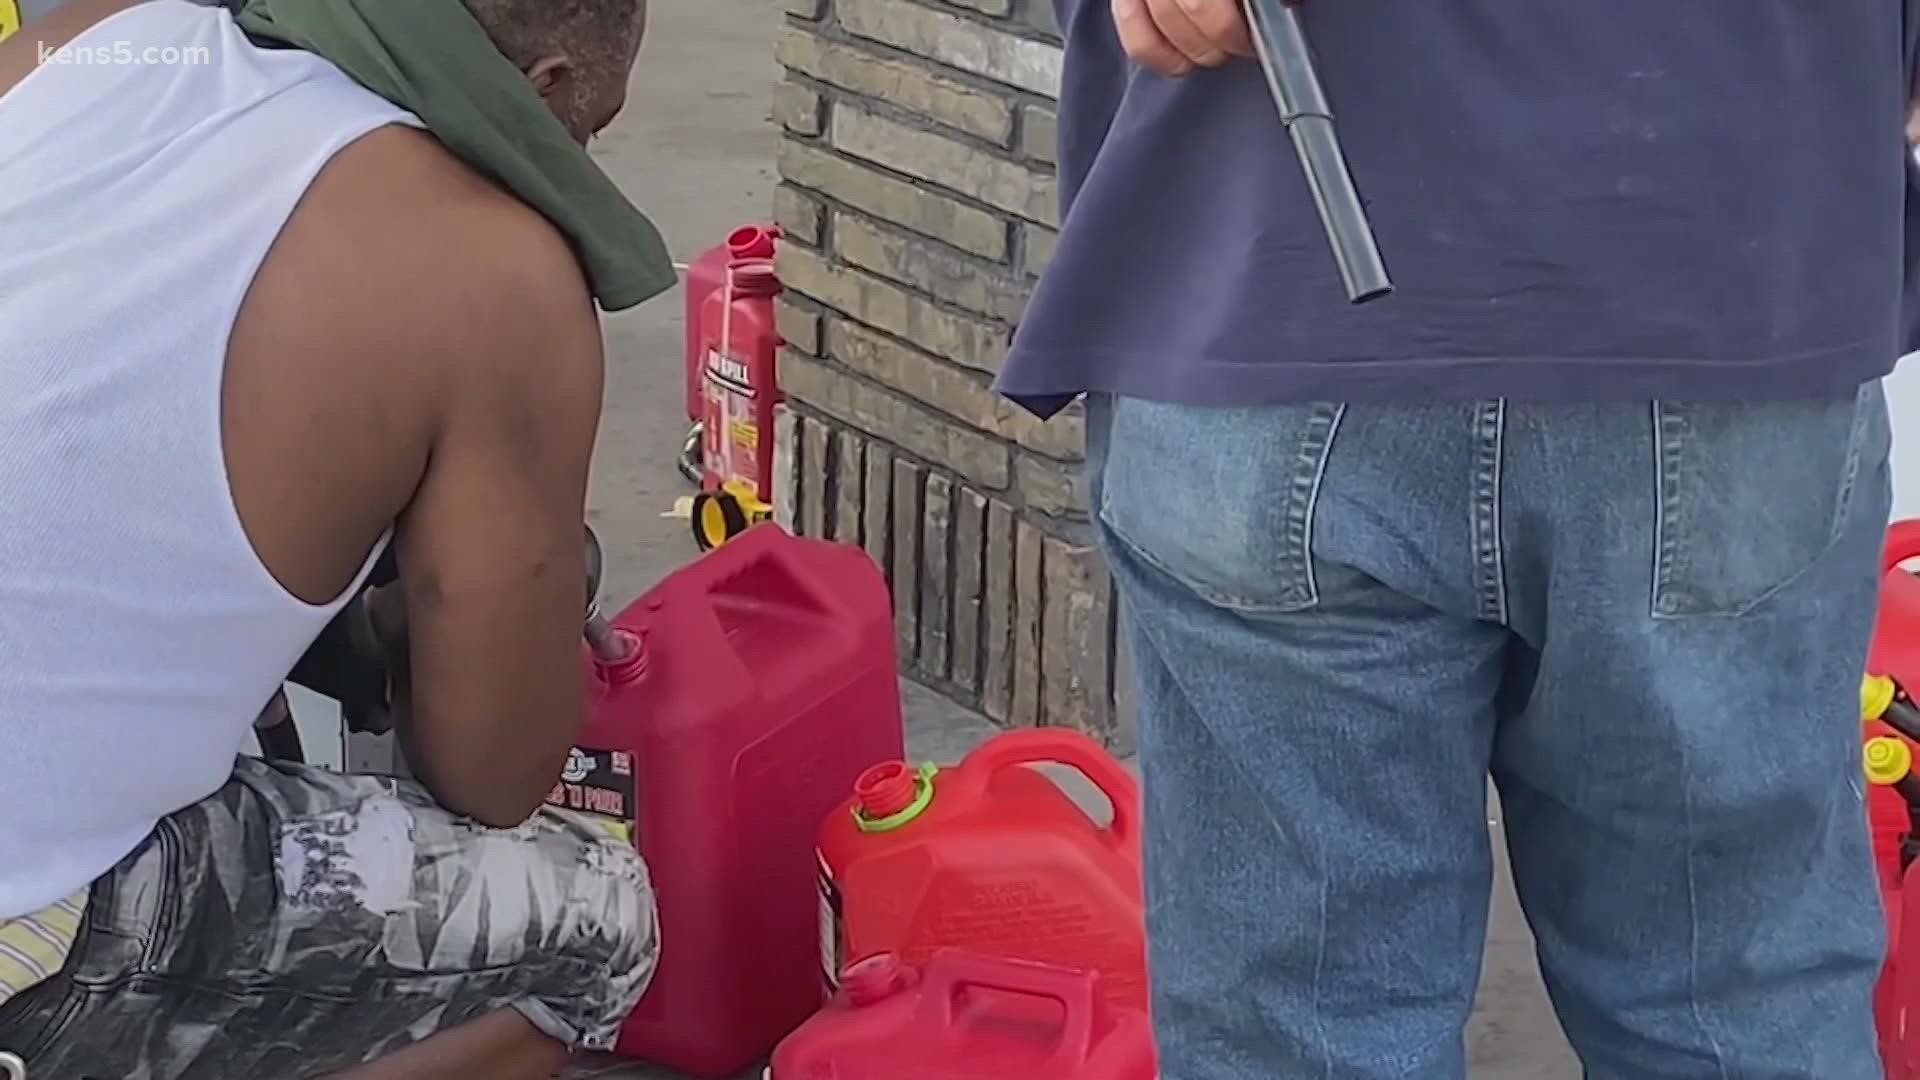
left=570, top=1, right=1577, bottom=1075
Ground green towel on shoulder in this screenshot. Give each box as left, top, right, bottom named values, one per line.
left=234, top=0, right=675, bottom=312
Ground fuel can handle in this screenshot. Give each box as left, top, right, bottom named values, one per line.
left=959, top=727, right=1140, bottom=850
left=914, top=951, right=1102, bottom=1070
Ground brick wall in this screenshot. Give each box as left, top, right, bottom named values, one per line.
left=768, top=0, right=1128, bottom=746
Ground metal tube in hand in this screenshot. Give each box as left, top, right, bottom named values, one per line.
left=1244, top=0, right=1392, bottom=303
left=584, top=602, right=635, bottom=664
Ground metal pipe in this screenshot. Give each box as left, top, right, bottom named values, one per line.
left=1243, top=0, right=1392, bottom=303
left=584, top=601, right=636, bottom=664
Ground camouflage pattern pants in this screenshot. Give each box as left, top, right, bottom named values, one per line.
left=0, top=757, right=659, bottom=1079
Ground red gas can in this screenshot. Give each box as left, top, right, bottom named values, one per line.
left=770, top=951, right=1158, bottom=1080
left=580, top=524, right=906, bottom=1078
left=1865, top=520, right=1920, bottom=1077
left=692, top=257, right=784, bottom=549
left=1871, top=717, right=1908, bottom=1079
left=1892, top=860, right=1920, bottom=1080
left=1865, top=520, right=1920, bottom=901
left=684, top=224, right=777, bottom=422
left=816, top=728, right=1150, bottom=1012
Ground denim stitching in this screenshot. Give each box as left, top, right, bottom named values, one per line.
left=1469, top=400, right=1508, bottom=624
left=1827, top=381, right=1872, bottom=547
left=1284, top=402, right=1346, bottom=610
left=1650, top=401, right=1690, bottom=618
left=1682, top=769, right=1733, bottom=1077
left=1312, top=843, right=1333, bottom=1080
left=1294, top=403, right=1340, bottom=1079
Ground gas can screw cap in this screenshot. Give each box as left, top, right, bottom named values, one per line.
left=725, top=224, right=776, bottom=260
left=852, top=762, right=937, bottom=832
left=855, top=762, right=916, bottom=817
left=1866, top=736, right=1913, bottom=786
left=1865, top=674, right=1897, bottom=724
left=839, top=953, right=914, bottom=1006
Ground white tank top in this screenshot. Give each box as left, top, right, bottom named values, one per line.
left=0, top=0, right=421, bottom=917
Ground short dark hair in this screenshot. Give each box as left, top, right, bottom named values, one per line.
left=460, top=0, right=646, bottom=71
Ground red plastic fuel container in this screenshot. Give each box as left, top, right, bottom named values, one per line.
left=1891, top=871, right=1920, bottom=1080
left=692, top=256, right=784, bottom=548
left=1865, top=520, right=1920, bottom=897
left=578, top=523, right=905, bottom=1077
left=1890, top=849, right=1920, bottom=1080
left=1865, top=520, right=1920, bottom=1076
left=1881, top=785, right=1920, bottom=1080
left=816, top=728, right=1149, bottom=1012
left=1865, top=716, right=1909, bottom=1078
left=770, top=951, right=1157, bottom=1080
left=684, top=223, right=777, bottom=422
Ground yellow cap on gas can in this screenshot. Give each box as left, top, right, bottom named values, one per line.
left=1864, top=674, right=1897, bottom=724
left=1865, top=736, right=1912, bottom=786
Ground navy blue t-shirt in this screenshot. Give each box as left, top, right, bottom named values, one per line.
left=999, top=0, right=1919, bottom=416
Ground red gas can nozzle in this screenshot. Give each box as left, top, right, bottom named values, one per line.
left=726, top=224, right=777, bottom=261
left=586, top=610, right=645, bottom=682
left=854, top=762, right=916, bottom=818
left=851, top=761, right=938, bottom=833
left=838, top=954, right=917, bottom=1006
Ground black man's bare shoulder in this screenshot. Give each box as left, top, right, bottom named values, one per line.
left=266, top=123, right=599, bottom=404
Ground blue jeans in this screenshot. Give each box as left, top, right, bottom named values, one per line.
left=1088, top=385, right=1893, bottom=1079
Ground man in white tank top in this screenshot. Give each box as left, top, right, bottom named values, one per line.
left=0, top=0, right=664, bottom=1075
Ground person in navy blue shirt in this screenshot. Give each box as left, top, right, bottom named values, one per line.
left=1001, top=0, right=1916, bottom=1075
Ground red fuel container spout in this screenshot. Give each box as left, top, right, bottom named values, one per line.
left=853, top=761, right=922, bottom=821
left=727, top=223, right=777, bottom=260
left=839, top=953, right=918, bottom=1006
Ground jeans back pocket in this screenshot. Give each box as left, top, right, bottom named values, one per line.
left=1096, top=397, right=1344, bottom=615
left=1651, top=380, right=1890, bottom=619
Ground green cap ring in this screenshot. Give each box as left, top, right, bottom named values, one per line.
left=853, top=762, right=938, bottom=833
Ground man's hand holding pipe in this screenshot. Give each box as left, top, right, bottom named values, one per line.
left=1111, top=0, right=1254, bottom=75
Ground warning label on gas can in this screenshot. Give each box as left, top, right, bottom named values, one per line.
left=544, top=747, right=638, bottom=844
left=817, top=848, right=844, bottom=992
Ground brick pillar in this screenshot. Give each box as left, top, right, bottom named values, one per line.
left=769, top=0, right=1124, bottom=747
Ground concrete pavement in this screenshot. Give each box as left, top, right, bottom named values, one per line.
left=572, top=1, right=1576, bottom=1075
